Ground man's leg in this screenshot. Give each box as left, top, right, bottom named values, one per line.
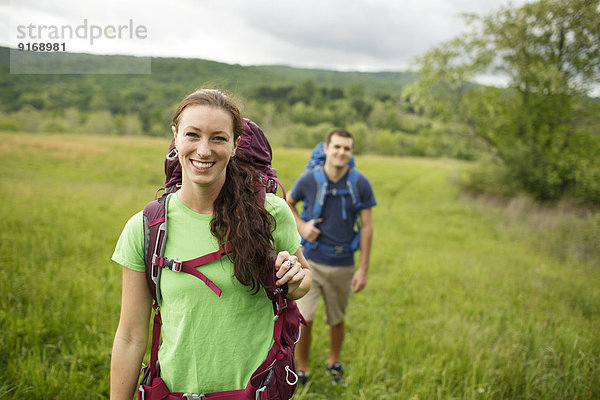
left=321, top=265, right=354, bottom=384
left=328, top=321, right=344, bottom=366
left=295, top=261, right=323, bottom=380
left=296, top=320, right=313, bottom=373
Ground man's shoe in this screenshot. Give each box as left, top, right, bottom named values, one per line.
left=326, top=362, right=344, bottom=385
left=297, top=370, right=309, bottom=386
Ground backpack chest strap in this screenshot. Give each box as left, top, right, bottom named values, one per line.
left=326, top=187, right=350, bottom=196
left=152, top=242, right=233, bottom=297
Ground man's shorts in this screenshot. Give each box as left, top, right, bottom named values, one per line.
left=296, top=260, right=355, bottom=326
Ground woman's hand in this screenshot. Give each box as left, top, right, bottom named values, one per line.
left=274, top=249, right=312, bottom=300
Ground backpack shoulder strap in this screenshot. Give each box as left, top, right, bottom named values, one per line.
left=299, top=167, right=327, bottom=258
left=346, top=168, right=363, bottom=251
left=142, top=195, right=169, bottom=382
left=311, top=166, right=329, bottom=222
left=346, top=167, right=362, bottom=209
left=142, top=195, right=170, bottom=305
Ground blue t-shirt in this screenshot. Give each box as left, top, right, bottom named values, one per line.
left=290, top=167, right=376, bottom=266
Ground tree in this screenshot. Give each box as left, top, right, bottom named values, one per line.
left=409, top=0, right=600, bottom=202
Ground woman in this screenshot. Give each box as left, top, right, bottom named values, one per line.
left=110, top=89, right=311, bottom=399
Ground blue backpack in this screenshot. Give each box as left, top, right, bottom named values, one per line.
left=300, top=142, right=362, bottom=259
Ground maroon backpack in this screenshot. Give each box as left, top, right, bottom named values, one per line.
left=138, top=118, right=304, bottom=400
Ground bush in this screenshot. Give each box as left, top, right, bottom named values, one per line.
left=0, top=118, right=20, bottom=131
left=329, top=101, right=356, bottom=127
left=276, top=122, right=336, bottom=149
left=42, top=119, right=68, bottom=133
left=114, top=114, right=143, bottom=136
left=346, top=122, right=371, bottom=155
left=80, top=111, right=115, bottom=135
left=13, top=105, right=43, bottom=132
left=459, top=160, right=521, bottom=198
left=375, top=129, right=400, bottom=156
left=288, top=102, right=333, bottom=126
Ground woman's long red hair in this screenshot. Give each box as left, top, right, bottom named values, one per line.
left=172, top=89, right=275, bottom=293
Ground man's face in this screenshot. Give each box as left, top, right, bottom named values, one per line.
left=324, top=134, right=354, bottom=169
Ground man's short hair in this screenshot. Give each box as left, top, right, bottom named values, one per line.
left=326, top=129, right=354, bottom=147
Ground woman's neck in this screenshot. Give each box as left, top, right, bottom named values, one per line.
left=176, top=181, right=223, bottom=214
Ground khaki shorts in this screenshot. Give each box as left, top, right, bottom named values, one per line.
left=296, top=260, right=355, bottom=326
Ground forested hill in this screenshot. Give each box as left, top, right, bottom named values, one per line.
left=0, top=46, right=415, bottom=114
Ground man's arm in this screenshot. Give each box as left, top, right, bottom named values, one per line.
left=351, top=207, right=373, bottom=293
left=286, top=195, right=321, bottom=242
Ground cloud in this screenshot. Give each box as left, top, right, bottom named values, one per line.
left=1, top=0, right=532, bottom=71
left=233, top=0, right=459, bottom=69
left=225, top=0, right=528, bottom=70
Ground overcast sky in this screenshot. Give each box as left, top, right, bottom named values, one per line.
left=2, top=0, right=531, bottom=72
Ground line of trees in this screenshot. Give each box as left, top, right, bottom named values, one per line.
left=0, top=71, right=487, bottom=160
left=242, top=80, right=486, bottom=159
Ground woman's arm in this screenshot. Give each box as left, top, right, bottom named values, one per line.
left=110, top=267, right=152, bottom=400
left=274, top=249, right=312, bottom=300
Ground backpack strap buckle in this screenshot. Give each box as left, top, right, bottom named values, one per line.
left=274, top=298, right=288, bottom=320
left=164, top=257, right=182, bottom=272
left=151, top=255, right=161, bottom=282
left=183, top=394, right=205, bottom=400
left=335, top=246, right=345, bottom=254
left=151, top=255, right=183, bottom=272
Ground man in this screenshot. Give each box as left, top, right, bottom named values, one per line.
left=286, top=129, right=376, bottom=385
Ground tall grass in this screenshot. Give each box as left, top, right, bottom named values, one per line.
left=461, top=193, right=600, bottom=269
left=1, top=132, right=598, bottom=399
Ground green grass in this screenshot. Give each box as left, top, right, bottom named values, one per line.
left=1, top=132, right=598, bottom=399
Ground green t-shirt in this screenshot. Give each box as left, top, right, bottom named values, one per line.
left=112, top=193, right=300, bottom=394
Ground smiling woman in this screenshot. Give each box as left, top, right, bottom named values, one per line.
left=109, top=88, right=312, bottom=399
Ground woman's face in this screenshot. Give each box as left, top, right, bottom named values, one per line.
left=172, top=105, right=238, bottom=190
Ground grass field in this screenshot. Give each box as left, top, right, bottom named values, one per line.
left=1, top=132, right=598, bottom=399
